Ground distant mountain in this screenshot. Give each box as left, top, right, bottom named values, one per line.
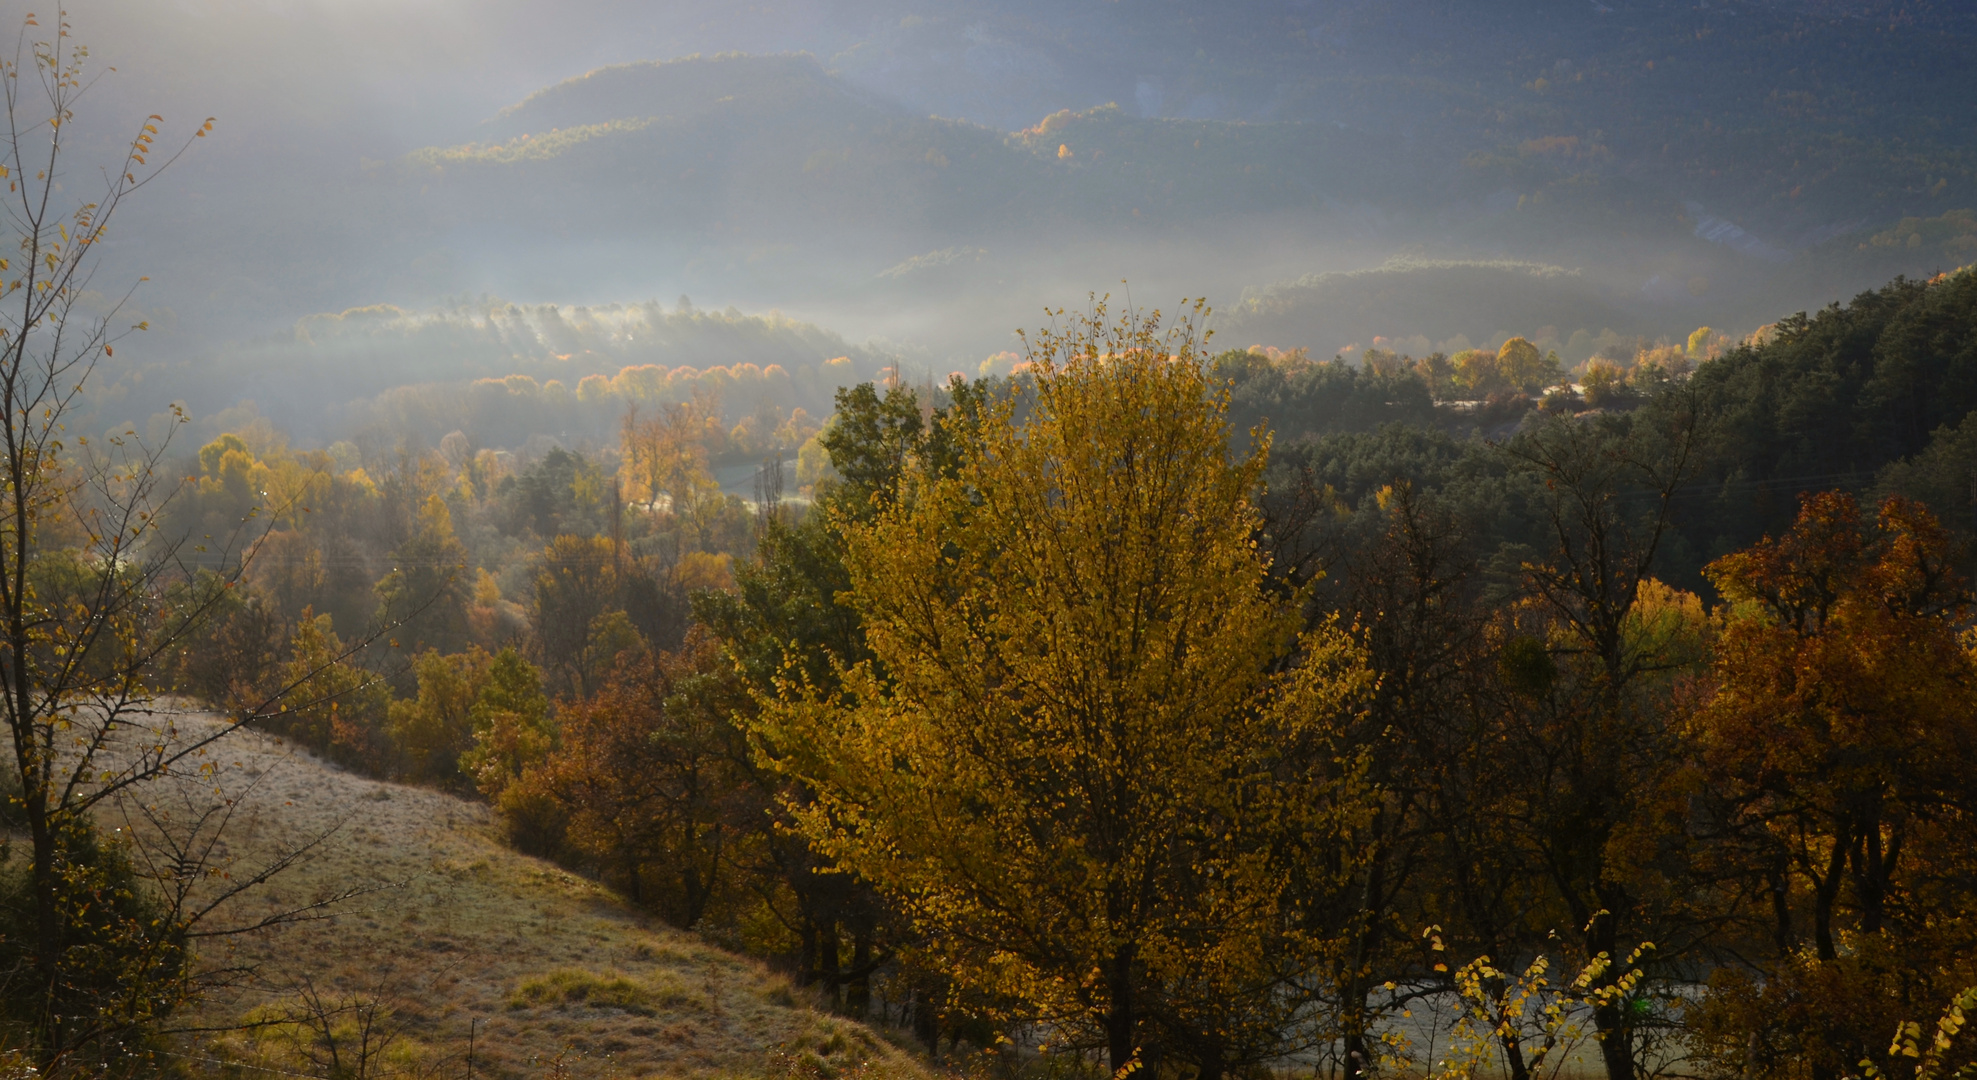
left=388, top=0, right=1977, bottom=283
left=814, top=0, right=1977, bottom=237
left=396, top=53, right=1406, bottom=251
left=400, top=54, right=1037, bottom=245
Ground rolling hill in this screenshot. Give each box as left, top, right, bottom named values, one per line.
left=395, top=53, right=1398, bottom=248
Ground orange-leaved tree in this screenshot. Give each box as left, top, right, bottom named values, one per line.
left=1692, top=491, right=1977, bottom=1080
left=521, top=631, right=752, bottom=928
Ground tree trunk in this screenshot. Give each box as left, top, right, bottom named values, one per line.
left=1106, top=944, right=1137, bottom=1078
left=624, top=855, right=643, bottom=906
left=28, top=800, right=62, bottom=1059
left=1812, top=819, right=1851, bottom=962
left=1586, top=903, right=1636, bottom=1080
left=1480, top=965, right=1534, bottom=1080
left=1499, top=1028, right=1533, bottom=1080
left=1766, top=860, right=1793, bottom=955
left=1807, top=826, right=1847, bottom=1080
left=1341, top=1031, right=1368, bottom=1080
left=846, top=926, right=872, bottom=1019
left=685, top=826, right=722, bottom=929
left=1193, top=1037, right=1224, bottom=1080
left=797, top=922, right=819, bottom=986
left=819, top=920, right=842, bottom=1010
left=1594, top=1004, right=1636, bottom=1080
left=1853, top=811, right=1887, bottom=936
left=1341, top=834, right=1387, bottom=1080
left=912, top=983, right=940, bottom=1059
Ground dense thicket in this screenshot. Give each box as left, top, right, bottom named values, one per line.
left=1675, top=270, right=1977, bottom=563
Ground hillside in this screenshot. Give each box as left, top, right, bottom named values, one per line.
left=400, top=54, right=1043, bottom=245
left=403, top=4, right=1977, bottom=247
left=1219, top=257, right=1647, bottom=361
left=820, top=0, right=1977, bottom=234
left=156, top=712, right=928, bottom=1080
left=392, top=53, right=1406, bottom=261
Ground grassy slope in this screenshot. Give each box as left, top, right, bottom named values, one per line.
left=164, top=713, right=924, bottom=1080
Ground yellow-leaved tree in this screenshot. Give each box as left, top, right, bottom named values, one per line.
left=753, top=299, right=1375, bottom=1079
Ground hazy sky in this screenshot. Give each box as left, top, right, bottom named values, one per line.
left=47, top=2, right=892, bottom=333
left=76, top=0, right=967, bottom=157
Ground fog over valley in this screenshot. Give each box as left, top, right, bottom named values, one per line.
left=64, top=0, right=1976, bottom=448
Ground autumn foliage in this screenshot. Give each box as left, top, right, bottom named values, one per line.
left=756, top=300, right=1376, bottom=1078
left=99, top=293, right=1977, bottom=1080
left=1690, top=493, right=1977, bottom=1080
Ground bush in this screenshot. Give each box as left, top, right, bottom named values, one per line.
left=507, top=968, right=706, bottom=1014
left=0, top=821, right=188, bottom=1066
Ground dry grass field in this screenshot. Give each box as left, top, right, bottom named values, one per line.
left=129, top=710, right=930, bottom=1080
